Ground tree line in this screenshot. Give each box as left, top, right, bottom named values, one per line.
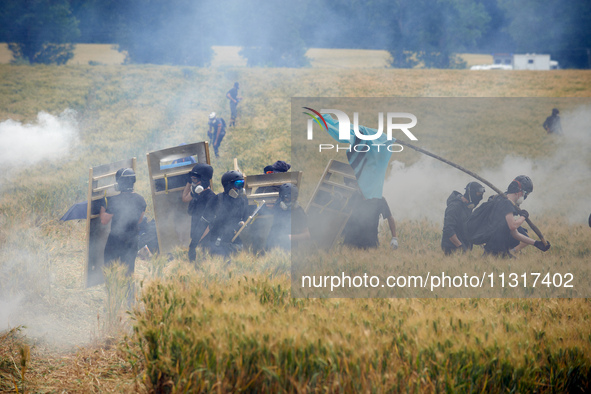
left=1, top=0, right=589, bottom=68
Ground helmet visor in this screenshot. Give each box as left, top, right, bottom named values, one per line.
left=233, top=179, right=245, bottom=189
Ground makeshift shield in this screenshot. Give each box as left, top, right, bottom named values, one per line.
left=85, top=158, right=136, bottom=288
left=305, top=160, right=359, bottom=250
left=240, top=171, right=302, bottom=252
left=146, top=142, right=210, bottom=254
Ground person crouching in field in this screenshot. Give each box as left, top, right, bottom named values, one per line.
left=441, top=182, right=485, bottom=255
left=100, top=168, right=146, bottom=276
left=266, top=184, right=310, bottom=251
left=483, top=175, right=550, bottom=257
left=192, top=171, right=249, bottom=260
left=182, top=163, right=216, bottom=263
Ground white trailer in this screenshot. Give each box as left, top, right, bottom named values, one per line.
left=512, top=54, right=552, bottom=70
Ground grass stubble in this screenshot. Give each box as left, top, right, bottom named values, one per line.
left=0, top=60, right=590, bottom=392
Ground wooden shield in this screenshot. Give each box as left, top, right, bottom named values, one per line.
left=146, top=142, right=210, bottom=254
left=305, top=160, right=359, bottom=250
left=85, top=158, right=136, bottom=288
left=240, top=171, right=302, bottom=252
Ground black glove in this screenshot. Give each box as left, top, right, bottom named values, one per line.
left=519, top=209, right=529, bottom=219
left=534, top=240, right=551, bottom=252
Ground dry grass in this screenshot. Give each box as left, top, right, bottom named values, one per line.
left=1, top=62, right=590, bottom=392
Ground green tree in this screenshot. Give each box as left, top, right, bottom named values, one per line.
left=0, top=0, right=79, bottom=64
left=372, top=0, right=489, bottom=68
left=500, top=0, right=591, bottom=69
left=114, top=0, right=214, bottom=66
left=237, top=0, right=310, bottom=67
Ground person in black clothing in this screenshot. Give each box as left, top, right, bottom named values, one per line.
left=266, top=184, right=310, bottom=251
left=100, top=168, right=147, bottom=276
left=483, top=175, right=551, bottom=257
left=441, top=182, right=485, bottom=255
left=343, top=192, right=398, bottom=250
left=543, top=108, right=563, bottom=135
left=226, top=82, right=241, bottom=127
left=192, top=171, right=249, bottom=258
left=207, top=112, right=226, bottom=158
left=182, top=163, right=216, bottom=262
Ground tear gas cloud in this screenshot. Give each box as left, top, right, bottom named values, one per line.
left=0, top=109, right=79, bottom=168
left=384, top=106, right=591, bottom=226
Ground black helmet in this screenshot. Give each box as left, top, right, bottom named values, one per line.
left=221, top=170, right=244, bottom=192
left=116, top=168, right=136, bottom=191
left=189, top=163, right=213, bottom=180
left=552, top=108, right=559, bottom=115
left=464, top=181, right=485, bottom=206
left=279, top=183, right=298, bottom=203
left=507, top=175, right=533, bottom=197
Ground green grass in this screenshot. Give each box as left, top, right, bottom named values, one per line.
left=1, top=63, right=591, bottom=392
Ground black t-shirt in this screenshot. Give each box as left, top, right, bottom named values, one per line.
left=202, top=193, right=249, bottom=243
left=343, top=196, right=391, bottom=248
left=104, top=192, right=147, bottom=239
left=188, top=188, right=215, bottom=218
left=266, top=204, right=309, bottom=250
left=227, top=87, right=238, bottom=101
left=441, top=191, right=473, bottom=251
left=484, top=197, right=518, bottom=252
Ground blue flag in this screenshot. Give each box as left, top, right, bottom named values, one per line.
left=323, top=114, right=393, bottom=199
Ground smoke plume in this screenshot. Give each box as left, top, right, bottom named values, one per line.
left=384, top=106, right=591, bottom=226
left=0, top=109, right=79, bottom=167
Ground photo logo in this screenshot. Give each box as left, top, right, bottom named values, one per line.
left=304, top=107, right=418, bottom=153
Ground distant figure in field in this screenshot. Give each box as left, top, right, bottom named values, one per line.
left=543, top=108, right=563, bottom=135
left=100, top=168, right=146, bottom=276
left=207, top=112, right=226, bottom=158
left=226, top=82, right=242, bottom=127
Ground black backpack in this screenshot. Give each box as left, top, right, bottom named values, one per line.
left=466, top=195, right=500, bottom=245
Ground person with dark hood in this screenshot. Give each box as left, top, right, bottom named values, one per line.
left=342, top=191, right=398, bottom=250
left=182, top=163, right=216, bottom=262
left=543, top=108, right=563, bottom=135
left=441, top=182, right=485, bottom=255
left=192, top=170, right=249, bottom=259
left=100, top=168, right=147, bottom=276
left=254, top=160, right=292, bottom=195
left=207, top=112, right=227, bottom=158
left=266, top=183, right=310, bottom=251
left=483, top=175, right=550, bottom=257
left=226, top=82, right=242, bottom=127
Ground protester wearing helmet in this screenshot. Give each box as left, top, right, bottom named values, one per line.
left=441, top=181, right=485, bottom=255
left=100, top=168, right=147, bottom=276
left=191, top=170, right=249, bottom=260
left=207, top=112, right=227, bottom=158
left=182, top=163, right=216, bottom=262
left=266, top=183, right=310, bottom=251
left=483, top=175, right=550, bottom=257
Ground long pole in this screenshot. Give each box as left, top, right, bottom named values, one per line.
left=395, top=140, right=547, bottom=245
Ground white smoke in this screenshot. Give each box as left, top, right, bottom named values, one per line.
left=384, top=106, right=591, bottom=226
left=0, top=109, right=79, bottom=167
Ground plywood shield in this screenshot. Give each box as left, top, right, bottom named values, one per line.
left=146, top=142, right=210, bottom=254
left=240, top=171, right=302, bottom=252
left=85, top=158, right=136, bottom=288
left=305, top=160, right=359, bottom=250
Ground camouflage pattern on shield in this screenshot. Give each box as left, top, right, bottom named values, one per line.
left=85, top=158, right=136, bottom=288
left=305, top=160, right=359, bottom=250
left=146, top=142, right=210, bottom=255
left=240, top=171, right=302, bottom=252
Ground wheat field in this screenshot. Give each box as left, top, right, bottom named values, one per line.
left=1, top=56, right=591, bottom=392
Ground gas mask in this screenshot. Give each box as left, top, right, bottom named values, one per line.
left=516, top=196, right=524, bottom=206
left=229, top=188, right=243, bottom=199
left=279, top=201, right=292, bottom=210
left=192, top=184, right=204, bottom=195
